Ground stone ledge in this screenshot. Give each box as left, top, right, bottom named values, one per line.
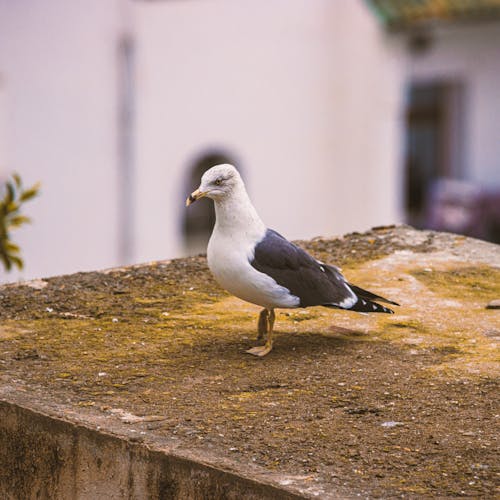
left=0, top=399, right=302, bottom=500
left=1, top=225, right=499, bottom=498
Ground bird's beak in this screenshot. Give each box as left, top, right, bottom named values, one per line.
left=186, top=188, right=207, bottom=206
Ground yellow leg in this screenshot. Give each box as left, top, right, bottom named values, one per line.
left=257, top=308, right=268, bottom=341
left=269, top=308, right=275, bottom=331
left=247, top=309, right=275, bottom=357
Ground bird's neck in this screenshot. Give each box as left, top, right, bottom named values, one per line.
left=213, top=185, right=266, bottom=236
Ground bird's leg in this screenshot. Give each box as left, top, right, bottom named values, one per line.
left=257, top=308, right=269, bottom=341
left=247, top=309, right=275, bottom=357
left=268, top=308, right=275, bottom=332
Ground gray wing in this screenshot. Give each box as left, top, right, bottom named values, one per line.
left=250, top=229, right=397, bottom=313
left=250, top=229, right=357, bottom=308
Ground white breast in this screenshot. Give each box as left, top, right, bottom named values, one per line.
left=207, top=229, right=300, bottom=310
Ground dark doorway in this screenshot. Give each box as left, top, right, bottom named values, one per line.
left=404, top=81, right=465, bottom=228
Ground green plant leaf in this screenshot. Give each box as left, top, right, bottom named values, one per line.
left=20, top=187, right=39, bottom=202
left=5, top=241, right=21, bottom=253
left=8, top=215, right=32, bottom=228
left=6, top=182, right=15, bottom=205
left=0, top=174, right=40, bottom=272
left=6, top=201, right=19, bottom=213
left=12, top=173, right=22, bottom=189
left=8, top=254, right=24, bottom=270
left=0, top=253, right=12, bottom=271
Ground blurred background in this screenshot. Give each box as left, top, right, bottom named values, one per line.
left=1, top=0, right=499, bottom=283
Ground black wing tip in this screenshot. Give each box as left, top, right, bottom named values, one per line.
left=323, top=300, right=395, bottom=314
left=348, top=283, right=400, bottom=307
left=385, top=299, right=400, bottom=307
left=351, top=301, right=395, bottom=314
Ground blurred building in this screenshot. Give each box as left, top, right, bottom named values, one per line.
left=0, top=0, right=499, bottom=283
left=368, top=0, right=500, bottom=240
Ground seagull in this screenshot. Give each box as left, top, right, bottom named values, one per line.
left=186, top=164, right=398, bottom=357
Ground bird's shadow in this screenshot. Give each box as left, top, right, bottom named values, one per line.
left=194, top=325, right=375, bottom=360
left=162, top=320, right=378, bottom=361
left=263, top=326, right=371, bottom=354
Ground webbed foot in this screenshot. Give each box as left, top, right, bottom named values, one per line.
left=246, top=343, right=273, bottom=357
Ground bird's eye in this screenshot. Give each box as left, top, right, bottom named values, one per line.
left=214, top=178, right=222, bottom=186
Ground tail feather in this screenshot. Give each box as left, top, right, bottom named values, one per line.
left=348, top=284, right=400, bottom=307
left=348, top=298, right=395, bottom=314
left=324, top=299, right=395, bottom=314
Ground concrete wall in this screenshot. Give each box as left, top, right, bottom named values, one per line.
left=407, top=22, right=500, bottom=187
left=0, top=401, right=301, bottom=500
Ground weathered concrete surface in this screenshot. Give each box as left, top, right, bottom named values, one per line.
left=0, top=226, right=499, bottom=498
left=0, top=401, right=301, bottom=500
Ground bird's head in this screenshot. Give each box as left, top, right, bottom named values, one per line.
left=186, top=163, right=241, bottom=206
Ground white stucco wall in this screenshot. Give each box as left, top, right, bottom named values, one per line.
left=407, top=22, right=500, bottom=187
left=133, top=0, right=404, bottom=264
left=0, top=74, right=6, bottom=178
left=0, top=0, right=124, bottom=281
left=1, top=0, right=405, bottom=282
